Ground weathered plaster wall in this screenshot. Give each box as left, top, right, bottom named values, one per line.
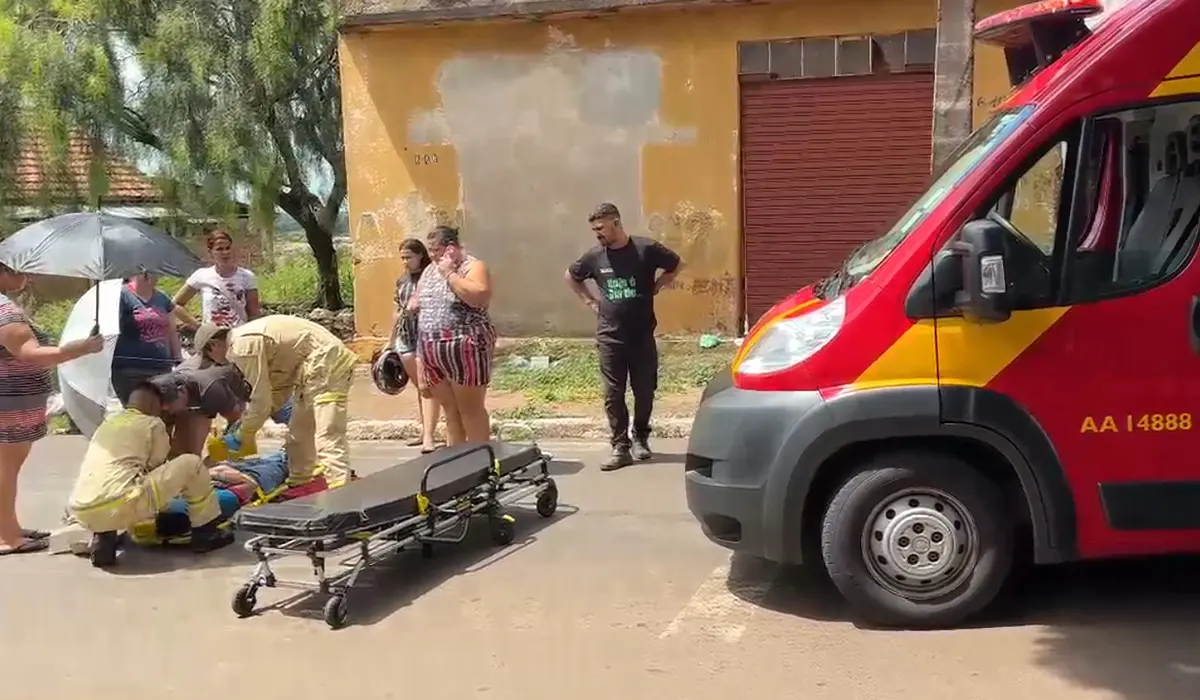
left=340, top=0, right=1019, bottom=337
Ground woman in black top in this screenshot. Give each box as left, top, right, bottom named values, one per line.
left=389, top=238, right=441, bottom=453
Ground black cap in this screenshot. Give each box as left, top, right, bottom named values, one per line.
left=143, top=373, right=184, bottom=404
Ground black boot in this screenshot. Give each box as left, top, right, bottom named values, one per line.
left=89, top=531, right=119, bottom=568
left=601, top=446, right=634, bottom=472
left=190, top=521, right=235, bottom=554
left=631, top=436, right=652, bottom=461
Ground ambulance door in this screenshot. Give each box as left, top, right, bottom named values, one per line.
left=977, top=103, right=1200, bottom=559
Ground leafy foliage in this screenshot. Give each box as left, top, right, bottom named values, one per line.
left=0, top=0, right=348, bottom=308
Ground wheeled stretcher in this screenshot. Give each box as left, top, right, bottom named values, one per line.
left=229, top=441, right=558, bottom=629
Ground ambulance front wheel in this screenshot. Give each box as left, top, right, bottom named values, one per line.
left=819, top=450, right=1014, bottom=629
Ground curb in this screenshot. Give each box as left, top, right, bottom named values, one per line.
left=258, top=416, right=695, bottom=441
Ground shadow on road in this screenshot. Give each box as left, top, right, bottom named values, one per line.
left=547, top=458, right=586, bottom=476
left=728, top=553, right=1200, bottom=700
left=254, top=503, right=578, bottom=629
left=643, top=452, right=686, bottom=466
left=100, top=536, right=261, bottom=575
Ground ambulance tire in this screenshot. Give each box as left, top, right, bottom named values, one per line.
left=820, top=452, right=1013, bottom=629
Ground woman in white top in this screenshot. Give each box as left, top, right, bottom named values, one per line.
left=173, top=230, right=261, bottom=329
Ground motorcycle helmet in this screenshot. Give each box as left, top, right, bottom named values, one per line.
left=371, top=347, right=409, bottom=395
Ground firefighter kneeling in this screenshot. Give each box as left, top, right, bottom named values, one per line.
left=68, top=380, right=235, bottom=568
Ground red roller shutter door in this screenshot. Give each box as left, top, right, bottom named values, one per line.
left=740, top=72, right=935, bottom=323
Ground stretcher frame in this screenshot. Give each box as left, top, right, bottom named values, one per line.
left=230, top=443, right=558, bottom=630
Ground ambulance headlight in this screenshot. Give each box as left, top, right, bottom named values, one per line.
left=738, top=297, right=846, bottom=376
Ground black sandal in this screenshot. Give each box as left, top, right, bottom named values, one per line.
left=0, top=538, right=49, bottom=555
left=22, top=529, right=50, bottom=540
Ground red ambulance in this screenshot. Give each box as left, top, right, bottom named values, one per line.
left=685, top=0, right=1200, bottom=627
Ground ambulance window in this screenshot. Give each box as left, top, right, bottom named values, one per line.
left=1003, top=143, right=1067, bottom=256
left=1064, top=102, right=1200, bottom=302
left=982, top=134, right=1073, bottom=309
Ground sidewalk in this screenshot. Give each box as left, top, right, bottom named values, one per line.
left=266, top=369, right=701, bottom=441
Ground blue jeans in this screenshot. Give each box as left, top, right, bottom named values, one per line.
left=271, top=397, right=294, bottom=425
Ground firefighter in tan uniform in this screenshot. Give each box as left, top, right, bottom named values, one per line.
left=215, top=315, right=357, bottom=489
left=68, top=380, right=234, bottom=568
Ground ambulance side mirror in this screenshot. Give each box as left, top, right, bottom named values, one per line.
left=953, top=218, right=1012, bottom=324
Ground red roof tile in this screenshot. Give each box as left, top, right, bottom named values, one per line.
left=12, top=135, right=161, bottom=204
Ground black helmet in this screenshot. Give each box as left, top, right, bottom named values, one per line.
left=371, top=348, right=409, bottom=395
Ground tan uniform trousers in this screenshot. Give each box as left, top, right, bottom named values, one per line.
left=69, top=454, right=222, bottom=533
left=285, top=346, right=356, bottom=488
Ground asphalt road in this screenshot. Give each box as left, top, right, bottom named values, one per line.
left=3, top=436, right=1199, bottom=700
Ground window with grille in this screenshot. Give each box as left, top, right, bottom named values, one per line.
left=737, top=29, right=936, bottom=79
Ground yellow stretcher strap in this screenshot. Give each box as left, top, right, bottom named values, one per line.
left=416, top=492, right=430, bottom=515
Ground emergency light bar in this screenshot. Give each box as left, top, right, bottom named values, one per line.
left=974, top=0, right=1104, bottom=87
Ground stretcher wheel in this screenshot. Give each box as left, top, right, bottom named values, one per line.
left=421, top=543, right=434, bottom=559
left=232, top=584, right=257, bottom=618
left=536, top=480, right=559, bottom=518
left=324, top=595, right=349, bottom=630
left=489, top=514, right=516, bottom=546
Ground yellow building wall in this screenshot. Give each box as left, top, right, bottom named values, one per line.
left=341, top=0, right=1021, bottom=339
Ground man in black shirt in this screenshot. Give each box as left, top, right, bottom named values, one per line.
left=566, top=203, right=682, bottom=471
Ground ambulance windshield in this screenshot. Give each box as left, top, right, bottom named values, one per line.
left=842, top=104, right=1035, bottom=279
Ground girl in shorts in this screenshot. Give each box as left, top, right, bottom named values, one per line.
left=390, top=238, right=441, bottom=453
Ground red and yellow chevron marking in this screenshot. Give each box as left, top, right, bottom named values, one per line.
left=850, top=307, right=1071, bottom=390
left=1151, top=41, right=1200, bottom=98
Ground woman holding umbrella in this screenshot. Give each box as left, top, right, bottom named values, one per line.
left=0, top=264, right=104, bottom=555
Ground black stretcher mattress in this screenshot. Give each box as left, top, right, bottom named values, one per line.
left=233, top=442, right=543, bottom=537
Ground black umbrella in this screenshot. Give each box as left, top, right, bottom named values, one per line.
left=0, top=212, right=204, bottom=280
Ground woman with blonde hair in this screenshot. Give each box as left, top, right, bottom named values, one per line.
left=410, top=226, right=495, bottom=445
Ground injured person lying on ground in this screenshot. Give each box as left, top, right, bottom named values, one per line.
left=66, top=379, right=236, bottom=568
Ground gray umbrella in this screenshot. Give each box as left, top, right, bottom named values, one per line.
left=0, top=212, right=204, bottom=280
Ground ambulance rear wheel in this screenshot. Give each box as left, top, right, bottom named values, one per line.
left=820, top=451, right=1013, bottom=629
left=232, top=584, right=257, bottom=618
left=324, top=595, right=349, bottom=630
left=536, top=480, right=559, bottom=518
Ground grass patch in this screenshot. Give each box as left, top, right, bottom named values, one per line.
left=490, top=404, right=558, bottom=421
left=492, top=338, right=734, bottom=406
left=25, top=252, right=355, bottom=339
left=48, top=414, right=72, bottom=435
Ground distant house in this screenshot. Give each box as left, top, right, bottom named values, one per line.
left=6, top=134, right=250, bottom=229
left=8, top=135, right=169, bottom=224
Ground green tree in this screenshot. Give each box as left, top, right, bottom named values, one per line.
left=0, top=0, right=348, bottom=309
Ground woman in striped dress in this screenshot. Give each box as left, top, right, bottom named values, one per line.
left=0, top=265, right=104, bottom=555
left=411, top=226, right=496, bottom=446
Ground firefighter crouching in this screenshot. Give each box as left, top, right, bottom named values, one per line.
left=216, top=315, right=358, bottom=490
left=68, top=380, right=235, bottom=568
